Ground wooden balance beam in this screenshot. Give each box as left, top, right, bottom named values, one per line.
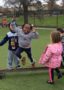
left=0, top=66, right=64, bottom=79
left=0, top=67, right=47, bottom=79
left=0, top=67, right=47, bottom=73
left=0, top=66, right=64, bottom=73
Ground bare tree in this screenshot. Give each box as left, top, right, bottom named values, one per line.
left=4, top=0, right=35, bottom=23
left=44, top=0, right=59, bottom=15
left=44, top=0, right=59, bottom=10
left=35, top=1, right=43, bottom=21
left=62, top=0, right=64, bottom=9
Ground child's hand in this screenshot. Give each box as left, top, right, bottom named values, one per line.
left=32, top=28, right=36, bottom=32
left=10, top=24, right=14, bottom=30
left=32, top=27, right=36, bottom=32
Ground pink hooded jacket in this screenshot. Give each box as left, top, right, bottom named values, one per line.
left=39, top=42, right=63, bottom=68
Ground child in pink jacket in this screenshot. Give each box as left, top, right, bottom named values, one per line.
left=39, top=31, right=63, bottom=84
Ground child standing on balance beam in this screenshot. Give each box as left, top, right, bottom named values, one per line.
left=0, top=24, right=21, bottom=70
left=10, top=23, right=39, bottom=68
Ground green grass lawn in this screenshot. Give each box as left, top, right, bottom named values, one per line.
left=0, top=72, right=64, bottom=90
left=0, top=27, right=64, bottom=90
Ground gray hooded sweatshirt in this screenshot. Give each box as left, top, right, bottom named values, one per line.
left=14, top=27, right=39, bottom=48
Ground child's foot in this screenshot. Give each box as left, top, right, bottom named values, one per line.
left=47, top=80, right=54, bottom=84
left=8, top=66, right=13, bottom=70
left=21, top=57, right=26, bottom=65
left=16, top=65, right=21, bottom=69
left=31, top=62, right=35, bottom=68
left=58, top=73, right=62, bottom=79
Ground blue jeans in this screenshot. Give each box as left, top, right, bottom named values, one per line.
left=8, top=50, right=19, bottom=68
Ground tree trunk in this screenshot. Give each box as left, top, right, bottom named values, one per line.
left=23, top=4, right=28, bottom=23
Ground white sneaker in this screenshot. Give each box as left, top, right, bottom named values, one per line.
left=7, top=66, right=13, bottom=70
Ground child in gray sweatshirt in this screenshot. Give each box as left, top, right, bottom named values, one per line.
left=10, top=23, right=39, bottom=67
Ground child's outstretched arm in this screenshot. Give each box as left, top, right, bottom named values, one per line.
left=31, top=26, right=39, bottom=39
left=0, top=35, right=8, bottom=46
left=10, top=23, right=20, bottom=33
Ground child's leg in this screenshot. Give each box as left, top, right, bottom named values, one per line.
left=15, top=47, right=26, bottom=65
left=25, top=48, right=35, bottom=67
left=8, top=50, right=14, bottom=69
left=48, top=68, right=54, bottom=82
left=13, top=52, right=20, bottom=68
left=15, top=47, right=23, bottom=59
left=55, top=68, right=62, bottom=79
left=25, top=48, right=34, bottom=62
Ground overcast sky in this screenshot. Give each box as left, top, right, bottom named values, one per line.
left=40, top=0, right=62, bottom=5
left=0, top=0, right=5, bottom=6
left=0, top=0, right=62, bottom=6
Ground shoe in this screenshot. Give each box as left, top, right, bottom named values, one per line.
left=16, top=65, right=21, bottom=69
left=8, top=66, right=13, bottom=70
left=58, top=73, right=62, bottom=79
left=47, top=80, right=54, bottom=84
left=21, top=57, right=26, bottom=65
left=32, top=62, right=35, bottom=68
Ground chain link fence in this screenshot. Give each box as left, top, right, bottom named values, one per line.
left=28, top=9, right=64, bottom=28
